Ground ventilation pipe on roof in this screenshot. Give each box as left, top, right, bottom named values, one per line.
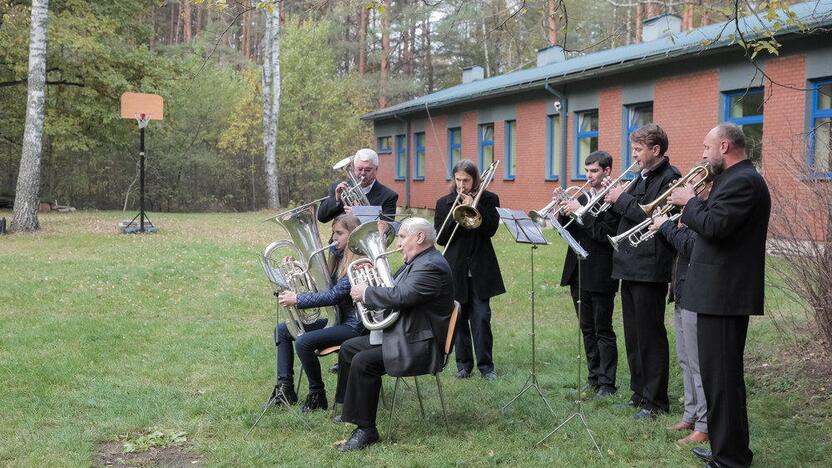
left=642, top=14, right=682, bottom=42
left=462, top=65, right=484, bottom=84
left=537, top=45, right=566, bottom=67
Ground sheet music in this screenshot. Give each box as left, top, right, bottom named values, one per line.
left=350, top=205, right=383, bottom=224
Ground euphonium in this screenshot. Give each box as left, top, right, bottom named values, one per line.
left=333, top=156, right=371, bottom=207
left=265, top=198, right=337, bottom=337
left=346, top=220, right=401, bottom=330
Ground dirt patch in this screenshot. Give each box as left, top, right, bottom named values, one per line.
left=95, top=440, right=202, bottom=467
left=748, top=342, right=832, bottom=395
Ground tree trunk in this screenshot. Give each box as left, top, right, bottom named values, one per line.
left=173, top=2, right=181, bottom=44
left=261, top=2, right=281, bottom=209
left=634, top=2, right=643, bottom=43
left=423, top=16, right=433, bottom=93
left=547, top=0, right=558, bottom=45
left=182, top=0, right=192, bottom=42
left=358, top=5, right=368, bottom=77
left=481, top=21, right=490, bottom=77
left=12, top=0, right=49, bottom=232
left=242, top=7, right=250, bottom=58
left=379, top=0, right=390, bottom=108
left=196, top=3, right=203, bottom=35
left=683, top=1, right=694, bottom=31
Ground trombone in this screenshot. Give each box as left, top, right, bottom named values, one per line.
left=333, top=156, right=371, bottom=207
left=436, top=160, right=500, bottom=254
left=607, top=162, right=712, bottom=251
left=570, top=161, right=641, bottom=225
left=528, top=180, right=590, bottom=227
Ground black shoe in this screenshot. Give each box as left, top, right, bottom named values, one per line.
left=329, top=362, right=339, bottom=374
left=692, top=447, right=713, bottom=463
left=705, top=462, right=724, bottom=468
left=301, top=390, right=328, bottom=412
left=626, top=395, right=643, bottom=407
left=482, top=371, right=497, bottom=381
left=338, top=427, right=380, bottom=452
left=594, top=385, right=617, bottom=399
left=633, top=407, right=659, bottom=420
left=271, top=383, right=297, bottom=406
left=454, top=369, right=472, bottom=379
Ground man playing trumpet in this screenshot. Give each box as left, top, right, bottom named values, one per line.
left=556, top=151, right=621, bottom=398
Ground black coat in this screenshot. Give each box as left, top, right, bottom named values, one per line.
left=317, top=180, right=399, bottom=223
left=434, top=190, right=506, bottom=303
left=679, top=159, right=770, bottom=316
left=559, top=194, right=619, bottom=293
left=658, top=221, right=697, bottom=303
left=608, top=157, right=681, bottom=283
left=363, top=247, right=454, bottom=377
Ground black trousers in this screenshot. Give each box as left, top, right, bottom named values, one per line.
left=570, top=285, right=617, bottom=388
left=334, top=335, right=385, bottom=428
left=455, top=280, right=495, bottom=375
left=698, top=314, right=752, bottom=468
left=620, top=280, right=669, bottom=412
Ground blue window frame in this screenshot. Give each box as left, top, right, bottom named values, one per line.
left=479, top=123, right=495, bottom=169
left=447, top=127, right=461, bottom=179
left=810, top=79, right=832, bottom=177
left=723, top=88, right=764, bottom=168
left=377, top=136, right=392, bottom=154
left=574, top=110, right=599, bottom=180
left=413, top=132, right=426, bottom=180
left=625, top=103, right=653, bottom=177
left=395, top=134, right=406, bottom=180
left=504, top=120, right=516, bottom=180
left=546, top=115, right=561, bottom=181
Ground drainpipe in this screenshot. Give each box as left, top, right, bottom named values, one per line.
left=393, top=113, right=411, bottom=208
left=544, top=78, right=568, bottom=189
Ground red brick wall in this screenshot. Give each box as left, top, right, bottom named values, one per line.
left=599, top=87, right=623, bottom=170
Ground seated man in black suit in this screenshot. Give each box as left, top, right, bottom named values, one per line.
left=333, top=217, right=454, bottom=451
left=318, top=148, right=399, bottom=223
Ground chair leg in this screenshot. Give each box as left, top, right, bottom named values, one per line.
left=435, top=374, right=450, bottom=435
left=414, top=376, right=425, bottom=419
left=295, top=370, right=304, bottom=396
left=388, top=377, right=401, bottom=439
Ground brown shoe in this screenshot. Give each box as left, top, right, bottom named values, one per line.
left=668, top=420, right=694, bottom=432
left=677, top=431, right=709, bottom=445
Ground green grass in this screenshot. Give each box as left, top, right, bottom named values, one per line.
left=1, top=210, right=830, bottom=467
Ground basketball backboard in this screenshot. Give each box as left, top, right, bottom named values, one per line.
left=120, top=92, right=164, bottom=120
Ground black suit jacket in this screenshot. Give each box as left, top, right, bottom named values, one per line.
left=434, top=190, right=506, bottom=302
left=608, top=157, right=681, bottom=283
left=559, top=194, right=619, bottom=293
left=679, top=159, right=770, bottom=316
left=317, top=180, right=399, bottom=223
left=363, top=247, right=454, bottom=377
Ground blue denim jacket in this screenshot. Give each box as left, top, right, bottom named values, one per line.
left=297, top=274, right=364, bottom=333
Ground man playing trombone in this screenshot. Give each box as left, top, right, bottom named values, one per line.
left=601, top=124, right=680, bottom=419
left=556, top=151, right=621, bottom=398
left=434, top=160, right=505, bottom=380
left=318, top=148, right=399, bottom=223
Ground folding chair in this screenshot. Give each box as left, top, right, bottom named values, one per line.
left=388, top=300, right=461, bottom=435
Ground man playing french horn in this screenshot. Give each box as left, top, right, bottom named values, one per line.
left=271, top=214, right=368, bottom=412
left=333, top=217, right=454, bottom=452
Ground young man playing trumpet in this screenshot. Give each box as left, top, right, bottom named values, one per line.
left=602, top=124, right=680, bottom=419
left=318, top=148, right=399, bottom=223
left=557, top=151, right=620, bottom=398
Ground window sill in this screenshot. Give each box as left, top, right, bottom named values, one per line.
left=545, top=176, right=559, bottom=181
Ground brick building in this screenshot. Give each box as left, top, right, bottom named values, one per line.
left=363, top=1, right=832, bottom=238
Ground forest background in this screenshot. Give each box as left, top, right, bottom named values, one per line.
left=0, top=0, right=794, bottom=212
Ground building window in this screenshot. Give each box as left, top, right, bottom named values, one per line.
left=724, top=88, right=764, bottom=168
left=546, top=114, right=561, bottom=180
left=810, top=79, right=832, bottom=177
left=448, top=127, right=461, bottom=179
left=504, top=120, right=516, bottom=180
left=413, top=132, right=426, bottom=180
left=625, top=103, right=653, bottom=176
left=479, top=123, right=494, bottom=169
left=575, top=110, right=599, bottom=179
left=377, top=136, right=392, bottom=154
left=395, top=134, right=406, bottom=180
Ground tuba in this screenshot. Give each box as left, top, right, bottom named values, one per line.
left=264, top=198, right=337, bottom=337
left=345, top=220, right=401, bottom=330
left=333, top=156, right=371, bottom=207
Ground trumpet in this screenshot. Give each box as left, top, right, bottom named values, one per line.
left=639, top=162, right=712, bottom=216
left=529, top=181, right=590, bottom=226
left=570, top=161, right=641, bottom=225
left=435, top=160, right=499, bottom=254
left=607, top=209, right=681, bottom=252
left=333, top=156, right=371, bottom=207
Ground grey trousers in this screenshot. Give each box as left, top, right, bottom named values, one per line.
left=675, top=305, right=708, bottom=433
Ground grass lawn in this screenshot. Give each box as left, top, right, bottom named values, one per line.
left=1, top=210, right=830, bottom=467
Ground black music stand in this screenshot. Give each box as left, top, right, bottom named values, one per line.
left=537, top=214, right=601, bottom=455
left=497, top=208, right=555, bottom=415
